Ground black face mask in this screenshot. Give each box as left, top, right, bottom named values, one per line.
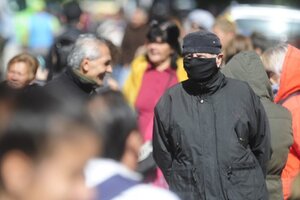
left=184, top=57, right=219, bottom=83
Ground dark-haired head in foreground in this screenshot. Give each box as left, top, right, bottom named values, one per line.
left=87, top=90, right=141, bottom=169
left=0, top=91, right=99, bottom=200
left=85, top=90, right=180, bottom=200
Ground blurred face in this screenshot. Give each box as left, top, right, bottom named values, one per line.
left=30, top=131, right=99, bottom=200
left=146, top=39, right=173, bottom=67
left=212, top=26, right=235, bottom=49
left=131, top=9, right=147, bottom=27
left=82, top=43, right=112, bottom=86
left=6, top=62, right=35, bottom=89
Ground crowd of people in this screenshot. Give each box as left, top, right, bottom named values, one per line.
left=0, top=0, right=300, bottom=200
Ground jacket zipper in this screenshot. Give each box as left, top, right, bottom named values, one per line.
left=211, top=98, right=228, bottom=199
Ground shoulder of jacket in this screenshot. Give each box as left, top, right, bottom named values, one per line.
left=160, top=81, right=182, bottom=96
left=131, top=55, right=148, bottom=71
left=156, top=83, right=182, bottom=106
left=176, top=57, right=183, bottom=67
left=225, top=78, right=260, bottom=103
left=223, top=77, right=251, bottom=91
left=226, top=77, right=247, bottom=85
left=50, top=72, right=69, bottom=83
left=266, top=102, right=292, bottom=120
left=45, top=73, right=74, bottom=90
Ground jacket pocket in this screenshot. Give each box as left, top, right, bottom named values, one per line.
left=169, top=167, right=197, bottom=192
left=226, top=162, right=267, bottom=200
left=227, top=161, right=256, bottom=185
left=168, top=167, right=203, bottom=200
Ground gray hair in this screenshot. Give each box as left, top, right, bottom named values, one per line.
left=67, top=34, right=105, bottom=69
left=261, top=43, right=288, bottom=75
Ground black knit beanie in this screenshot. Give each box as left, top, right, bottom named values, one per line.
left=182, top=30, right=222, bottom=55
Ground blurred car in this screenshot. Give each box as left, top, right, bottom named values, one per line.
left=222, top=4, right=300, bottom=47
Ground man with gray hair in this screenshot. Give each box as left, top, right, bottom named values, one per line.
left=44, top=34, right=112, bottom=104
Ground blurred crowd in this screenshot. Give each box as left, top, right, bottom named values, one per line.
left=0, top=0, right=300, bottom=200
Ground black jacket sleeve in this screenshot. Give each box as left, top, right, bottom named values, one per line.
left=153, top=103, right=173, bottom=181
left=250, top=93, right=272, bottom=177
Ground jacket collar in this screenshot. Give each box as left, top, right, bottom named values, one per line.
left=183, top=70, right=227, bottom=96
left=66, top=68, right=98, bottom=94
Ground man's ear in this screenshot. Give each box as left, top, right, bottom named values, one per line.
left=81, top=58, right=90, bottom=73
left=216, top=54, right=223, bottom=68
left=1, top=151, right=34, bottom=196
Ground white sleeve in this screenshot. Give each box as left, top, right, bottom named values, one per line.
left=113, top=184, right=181, bottom=200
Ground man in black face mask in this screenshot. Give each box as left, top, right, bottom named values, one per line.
left=153, top=30, right=271, bottom=200
left=182, top=31, right=223, bottom=84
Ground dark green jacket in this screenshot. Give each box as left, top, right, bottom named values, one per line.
left=222, top=51, right=293, bottom=200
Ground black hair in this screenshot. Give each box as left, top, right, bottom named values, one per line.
left=87, top=90, right=138, bottom=161
left=0, top=90, right=94, bottom=188
left=146, top=20, right=181, bottom=69
left=250, top=32, right=273, bottom=53
left=63, top=0, right=82, bottom=23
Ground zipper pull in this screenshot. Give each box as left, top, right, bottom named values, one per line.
left=227, top=166, right=232, bottom=180
left=192, top=168, right=197, bottom=183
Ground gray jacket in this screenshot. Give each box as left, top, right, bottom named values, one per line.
left=153, top=70, right=271, bottom=200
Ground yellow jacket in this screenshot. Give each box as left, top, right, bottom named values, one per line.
left=123, top=55, right=188, bottom=106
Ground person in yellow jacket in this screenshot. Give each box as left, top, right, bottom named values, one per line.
left=123, top=20, right=187, bottom=187
left=124, top=54, right=187, bottom=109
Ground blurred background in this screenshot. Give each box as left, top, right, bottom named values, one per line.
left=1, top=0, right=300, bottom=82
left=1, top=1, right=300, bottom=199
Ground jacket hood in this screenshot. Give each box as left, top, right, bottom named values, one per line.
left=222, top=51, right=273, bottom=100
left=274, top=45, right=300, bottom=103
